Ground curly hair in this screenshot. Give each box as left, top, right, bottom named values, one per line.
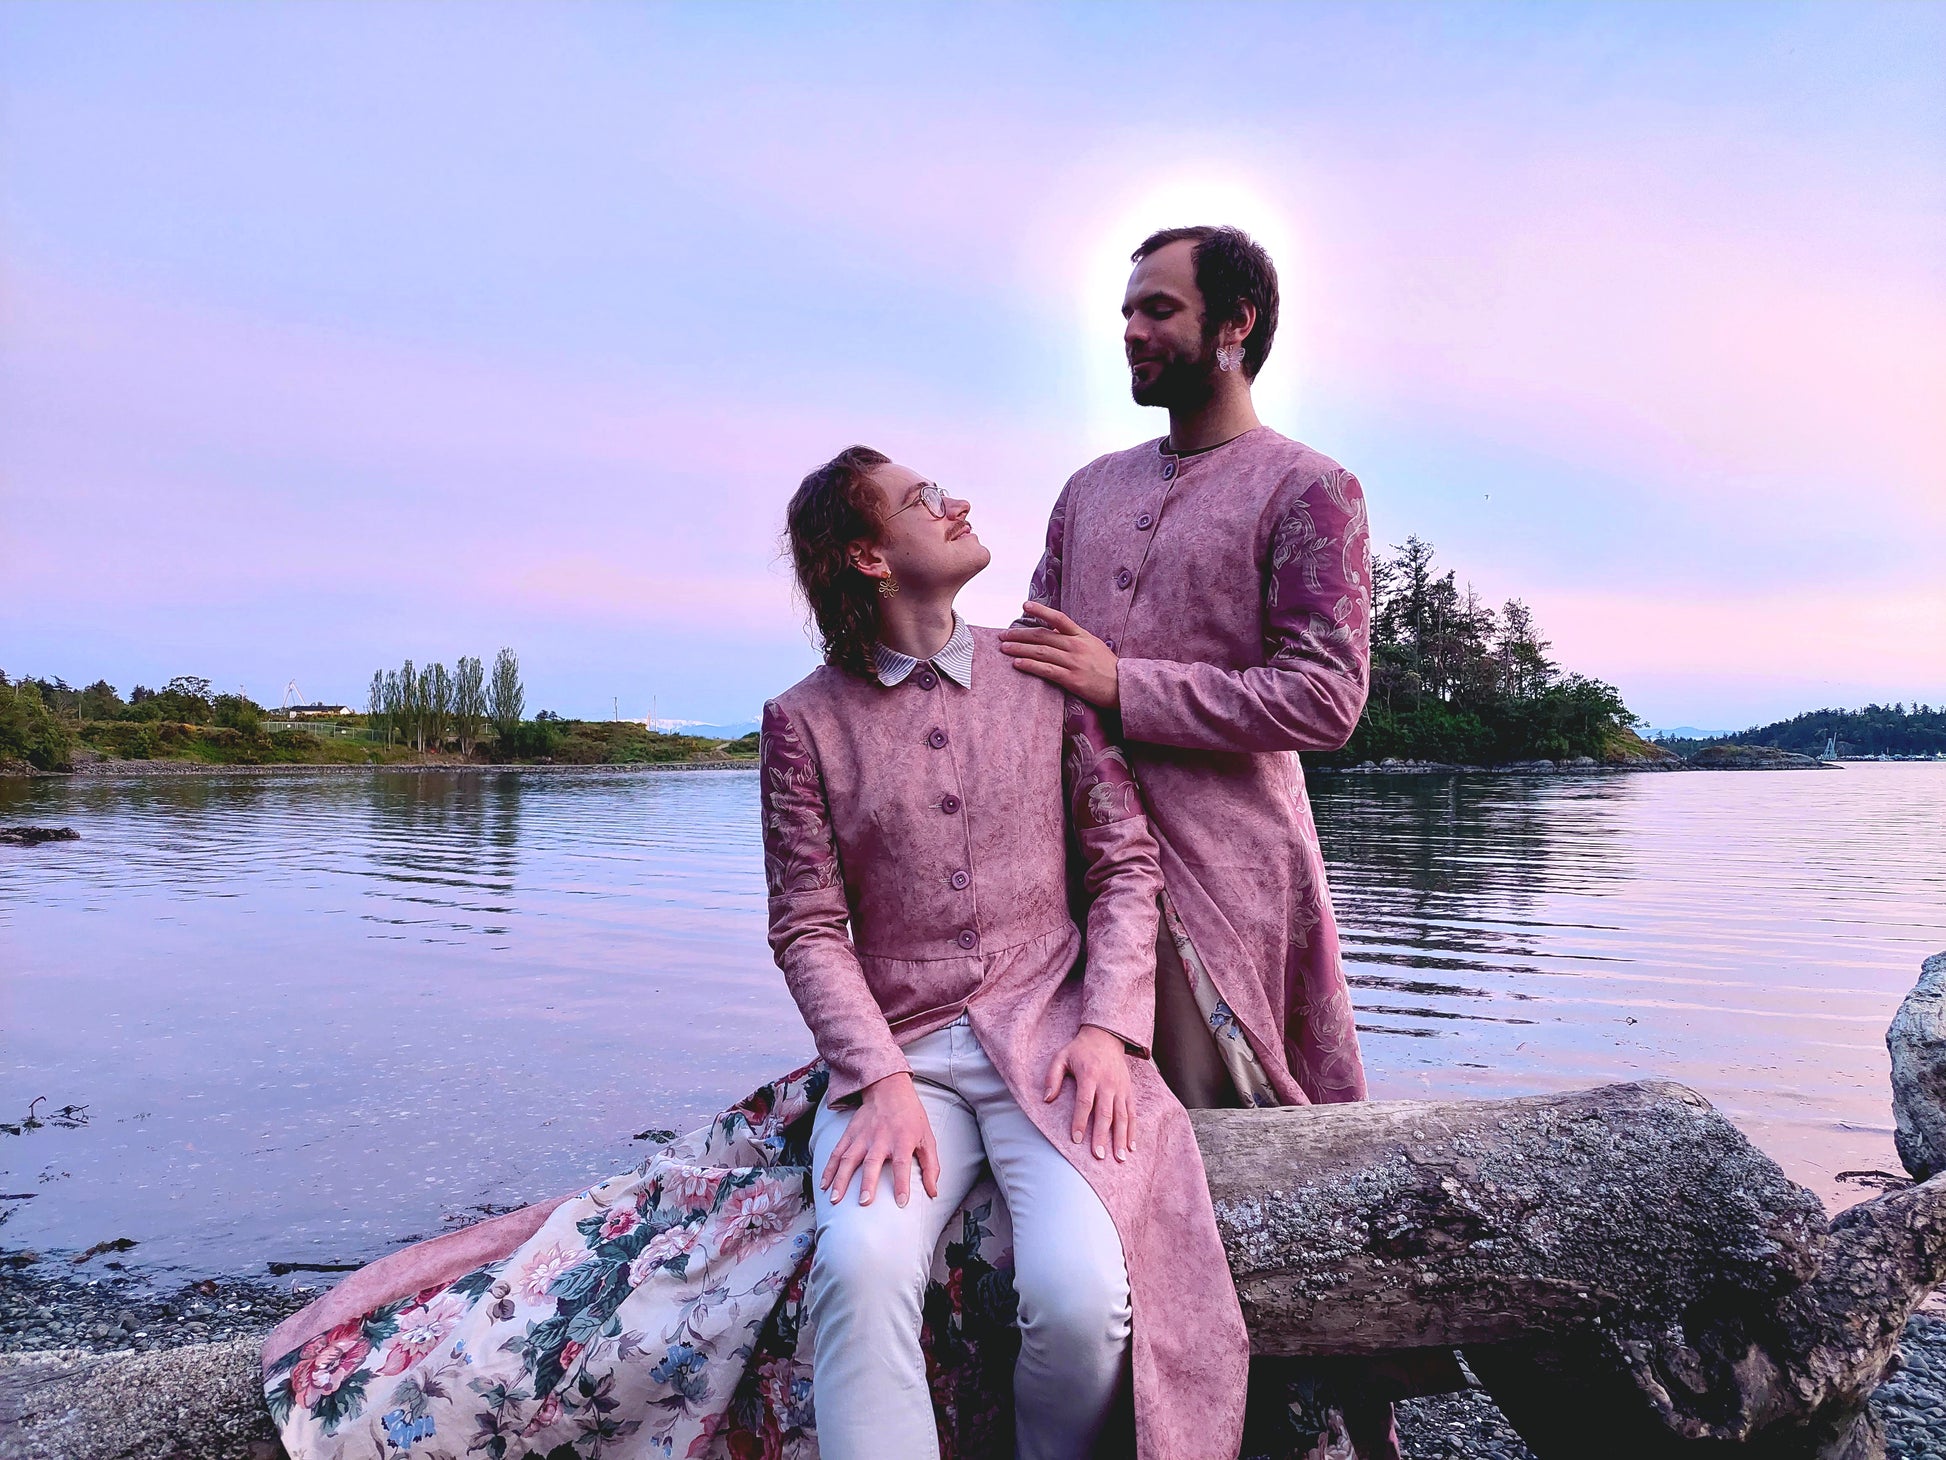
left=1132, top=224, right=1280, bottom=379
left=785, top=445, right=892, bottom=679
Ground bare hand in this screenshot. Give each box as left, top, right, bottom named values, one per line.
left=998, top=602, right=1120, bottom=709
left=1042, top=1025, right=1137, bottom=1162
left=821, top=1072, right=940, bottom=1208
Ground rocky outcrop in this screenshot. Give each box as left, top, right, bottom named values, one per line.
left=1601, top=728, right=1687, bottom=768
left=1689, top=745, right=1830, bottom=771
left=1891, top=953, right=1946, bottom=1180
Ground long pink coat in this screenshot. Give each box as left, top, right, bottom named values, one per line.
left=1027, top=426, right=1374, bottom=1107
left=761, top=628, right=1249, bottom=1460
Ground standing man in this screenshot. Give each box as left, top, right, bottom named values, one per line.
left=999, top=223, right=1403, bottom=1458
left=999, top=225, right=1371, bottom=1116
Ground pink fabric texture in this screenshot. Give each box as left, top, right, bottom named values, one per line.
left=1027, top=426, right=1374, bottom=1107
left=762, top=628, right=1249, bottom=1460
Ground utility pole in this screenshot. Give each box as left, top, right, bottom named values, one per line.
left=613, top=696, right=619, bottom=722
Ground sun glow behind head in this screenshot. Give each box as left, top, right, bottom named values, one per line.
left=1075, top=172, right=1308, bottom=454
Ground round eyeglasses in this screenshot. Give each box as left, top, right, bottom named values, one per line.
left=885, top=481, right=948, bottom=521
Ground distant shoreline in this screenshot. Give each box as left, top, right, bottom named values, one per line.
left=4, top=757, right=760, bottom=779
left=15, top=757, right=1940, bottom=784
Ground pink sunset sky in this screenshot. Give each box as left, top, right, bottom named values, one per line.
left=3, top=2, right=1941, bottom=731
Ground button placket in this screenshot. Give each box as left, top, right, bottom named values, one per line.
left=931, top=694, right=980, bottom=961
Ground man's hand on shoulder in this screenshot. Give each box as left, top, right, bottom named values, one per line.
left=998, top=602, right=1120, bottom=709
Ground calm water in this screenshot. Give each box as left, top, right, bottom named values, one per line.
left=2, top=764, right=1941, bottom=1281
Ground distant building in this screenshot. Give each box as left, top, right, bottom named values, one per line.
left=285, top=703, right=353, bottom=718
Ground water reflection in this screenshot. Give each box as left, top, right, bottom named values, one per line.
left=1, top=764, right=1941, bottom=1280
left=1311, top=768, right=1946, bottom=1206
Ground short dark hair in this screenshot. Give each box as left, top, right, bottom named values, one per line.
left=785, top=445, right=892, bottom=680
left=1132, top=225, right=1279, bottom=379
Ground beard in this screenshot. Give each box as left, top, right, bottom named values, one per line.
left=1130, top=338, right=1219, bottom=409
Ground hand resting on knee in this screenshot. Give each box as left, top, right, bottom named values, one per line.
left=821, top=1072, right=940, bottom=1207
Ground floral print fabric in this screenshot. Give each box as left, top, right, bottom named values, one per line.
left=265, top=1062, right=1025, bottom=1460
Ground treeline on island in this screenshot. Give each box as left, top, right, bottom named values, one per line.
left=0, top=652, right=758, bottom=773
left=1314, top=536, right=1654, bottom=767
left=1657, top=704, right=1946, bottom=760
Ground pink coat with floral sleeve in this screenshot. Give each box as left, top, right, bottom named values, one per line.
left=761, top=626, right=1248, bottom=1460
left=1028, top=427, right=1373, bottom=1107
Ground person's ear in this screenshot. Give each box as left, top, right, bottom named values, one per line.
left=847, top=539, right=892, bottom=583
left=1219, top=300, right=1256, bottom=351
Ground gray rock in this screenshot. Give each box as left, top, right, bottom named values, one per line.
left=1891, top=953, right=1946, bottom=1180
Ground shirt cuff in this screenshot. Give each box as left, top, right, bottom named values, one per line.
left=1082, top=992, right=1154, bottom=1061
left=820, top=1045, right=914, bottom=1108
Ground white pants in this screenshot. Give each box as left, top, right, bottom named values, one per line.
left=807, top=1015, right=1132, bottom=1460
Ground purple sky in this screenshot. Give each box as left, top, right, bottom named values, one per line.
left=4, top=2, right=1941, bottom=730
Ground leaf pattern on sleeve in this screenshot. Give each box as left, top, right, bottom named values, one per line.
left=1024, top=481, right=1071, bottom=611
left=1063, top=696, right=1143, bottom=829
left=1062, top=695, right=1161, bottom=1051
left=1264, top=468, right=1371, bottom=693
left=760, top=701, right=842, bottom=898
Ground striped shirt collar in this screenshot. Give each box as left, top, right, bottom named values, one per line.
left=873, top=614, right=975, bottom=688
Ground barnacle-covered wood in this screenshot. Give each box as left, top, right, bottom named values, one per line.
left=1189, top=1080, right=1826, bottom=1357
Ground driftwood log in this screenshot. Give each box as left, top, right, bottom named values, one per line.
left=1190, top=1044, right=1946, bottom=1459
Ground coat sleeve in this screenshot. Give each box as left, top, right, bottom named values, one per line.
left=760, top=700, right=909, bottom=1105
left=1117, top=467, right=1372, bottom=754
left=1021, top=477, right=1072, bottom=615
left=1063, top=696, right=1161, bottom=1054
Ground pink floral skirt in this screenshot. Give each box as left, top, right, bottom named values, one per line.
left=263, top=1061, right=1023, bottom=1460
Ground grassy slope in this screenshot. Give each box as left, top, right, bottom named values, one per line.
left=1599, top=725, right=1684, bottom=764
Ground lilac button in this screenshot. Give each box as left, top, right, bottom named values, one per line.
left=1104, top=637, right=1117, bottom=652
left=927, top=727, right=948, bottom=749
left=950, top=870, right=970, bottom=890
left=1136, top=512, right=1154, bottom=530
left=956, top=929, right=978, bottom=950
left=940, top=794, right=961, bottom=815
left=915, top=669, right=937, bottom=690
left=1115, top=568, right=1133, bottom=590
left=1162, top=461, right=1176, bottom=480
